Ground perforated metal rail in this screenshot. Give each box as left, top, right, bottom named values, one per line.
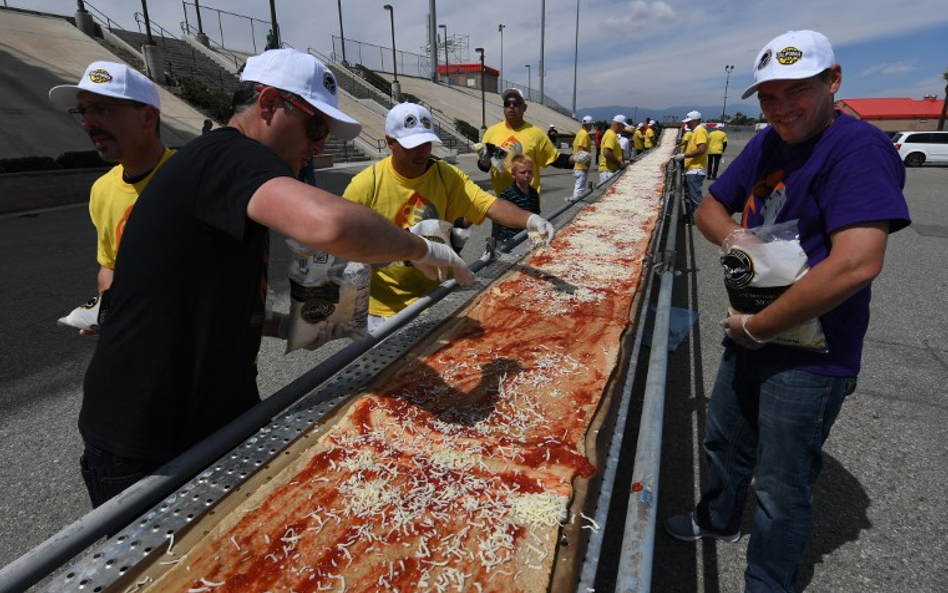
left=25, top=217, right=572, bottom=593
left=2, top=152, right=671, bottom=593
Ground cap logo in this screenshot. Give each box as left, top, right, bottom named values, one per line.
left=323, top=72, right=336, bottom=95
left=88, top=68, right=113, bottom=84
left=404, top=114, right=418, bottom=129
left=776, top=46, right=803, bottom=66
left=421, top=116, right=432, bottom=130
left=757, top=50, right=772, bottom=71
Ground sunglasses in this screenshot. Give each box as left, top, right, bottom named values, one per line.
left=278, top=91, right=331, bottom=143
left=504, top=99, right=525, bottom=108
left=68, top=102, right=144, bottom=121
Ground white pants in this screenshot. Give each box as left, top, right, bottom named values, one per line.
left=572, top=169, right=589, bottom=200
left=599, top=170, right=617, bottom=184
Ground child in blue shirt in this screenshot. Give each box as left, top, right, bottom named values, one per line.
left=492, top=154, right=540, bottom=243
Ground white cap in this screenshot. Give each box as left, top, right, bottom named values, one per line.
left=612, top=114, right=627, bottom=124
left=581, top=115, right=593, bottom=124
left=548, top=123, right=555, bottom=128
left=741, top=30, right=836, bottom=100
left=636, top=123, right=643, bottom=129
left=682, top=110, right=702, bottom=123
left=49, top=61, right=160, bottom=111
left=502, top=88, right=526, bottom=102
left=240, top=49, right=361, bottom=140
left=385, top=102, right=442, bottom=149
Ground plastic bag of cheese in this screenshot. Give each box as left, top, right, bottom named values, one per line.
left=57, top=295, right=101, bottom=331
left=720, top=220, right=828, bottom=352
left=283, top=239, right=370, bottom=353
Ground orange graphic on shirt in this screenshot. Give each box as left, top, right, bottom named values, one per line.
left=114, top=204, right=135, bottom=251
left=499, top=135, right=524, bottom=156
left=743, top=171, right=785, bottom=227
left=394, top=192, right=439, bottom=228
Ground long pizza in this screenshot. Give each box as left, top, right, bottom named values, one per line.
left=139, top=139, right=672, bottom=593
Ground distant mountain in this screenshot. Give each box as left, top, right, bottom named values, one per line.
left=578, top=103, right=760, bottom=125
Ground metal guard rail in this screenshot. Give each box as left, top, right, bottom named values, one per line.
left=0, top=142, right=680, bottom=592
left=0, top=157, right=608, bottom=593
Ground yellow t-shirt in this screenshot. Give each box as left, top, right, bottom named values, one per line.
left=343, top=157, right=496, bottom=317
left=679, top=130, right=692, bottom=154
left=684, top=125, right=709, bottom=172
left=598, top=129, right=622, bottom=172
left=633, top=129, right=645, bottom=151
left=707, top=128, right=728, bottom=155
left=482, top=120, right=560, bottom=196
left=644, top=127, right=655, bottom=148
left=89, top=147, right=176, bottom=269
left=572, top=128, right=591, bottom=171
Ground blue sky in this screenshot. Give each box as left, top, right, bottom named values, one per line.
left=21, top=0, right=948, bottom=116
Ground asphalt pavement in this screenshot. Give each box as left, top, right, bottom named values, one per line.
left=1, top=137, right=946, bottom=592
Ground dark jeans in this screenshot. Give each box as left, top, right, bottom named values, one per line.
left=708, top=153, right=723, bottom=179
left=696, top=348, right=856, bottom=593
left=80, top=444, right=159, bottom=508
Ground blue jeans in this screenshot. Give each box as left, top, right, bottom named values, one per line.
left=696, top=348, right=856, bottom=593
left=684, top=172, right=705, bottom=220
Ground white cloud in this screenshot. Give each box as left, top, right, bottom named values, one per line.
left=856, top=61, right=919, bottom=78
left=19, top=0, right=948, bottom=111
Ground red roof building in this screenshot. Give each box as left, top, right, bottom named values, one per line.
left=835, top=96, right=946, bottom=132
left=437, top=63, right=499, bottom=93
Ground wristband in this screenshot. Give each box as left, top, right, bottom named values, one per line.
left=741, top=314, right=769, bottom=344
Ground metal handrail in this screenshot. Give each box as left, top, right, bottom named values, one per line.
left=133, top=11, right=179, bottom=44
left=179, top=20, right=242, bottom=71
left=615, top=145, right=683, bottom=593
left=181, top=0, right=270, bottom=54
left=0, top=151, right=598, bottom=593
left=78, top=0, right=124, bottom=32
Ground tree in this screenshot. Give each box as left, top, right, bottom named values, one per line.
left=939, top=67, right=948, bottom=131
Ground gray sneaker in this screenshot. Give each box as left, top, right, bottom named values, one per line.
left=664, top=512, right=741, bottom=543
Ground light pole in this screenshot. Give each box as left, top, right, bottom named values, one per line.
left=268, top=0, right=279, bottom=47
left=498, top=23, right=505, bottom=87
left=525, top=64, right=531, bottom=101
left=539, top=0, right=546, bottom=103
left=337, top=0, right=346, bottom=64
left=722, top=64, right=734, bottom=122
left=439, top=23, right=449, bottom=86
left=570, top=0, right=579, bottom=118
left=383, top=5, right=399, bottom=101
left=475, top=47, right=486, bottom=132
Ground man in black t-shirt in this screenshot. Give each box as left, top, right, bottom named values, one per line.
left=79, top=49, right=474, bottom=508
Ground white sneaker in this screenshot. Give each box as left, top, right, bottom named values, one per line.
left=58, top=295, right=101, bottom=331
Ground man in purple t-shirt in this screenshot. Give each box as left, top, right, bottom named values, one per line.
left=664, top=30, right=910, bottom=593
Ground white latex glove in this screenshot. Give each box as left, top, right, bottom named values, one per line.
left=572, top=150, right=591, bottom=165
left=473, top=142, right=488, bottom=160
left=526, top=213, right=555, bottom=245
left=673, top=153, right=685, bottom=162
left=411, top=239, right=475, bottom=285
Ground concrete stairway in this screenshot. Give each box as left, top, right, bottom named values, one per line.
left=109, top=29, right=239, bottom=95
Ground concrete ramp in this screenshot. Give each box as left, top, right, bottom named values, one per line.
left=0, top=8, right=206, bottom=159
left=380, top=73, right=582, bottom=145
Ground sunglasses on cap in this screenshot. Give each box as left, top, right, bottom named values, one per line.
left=503, top=99, right=525, bottom=108
left=271, top=89, right=330, bottom=143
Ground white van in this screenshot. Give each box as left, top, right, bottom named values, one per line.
left=891, top=130, right=948, bottom=167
